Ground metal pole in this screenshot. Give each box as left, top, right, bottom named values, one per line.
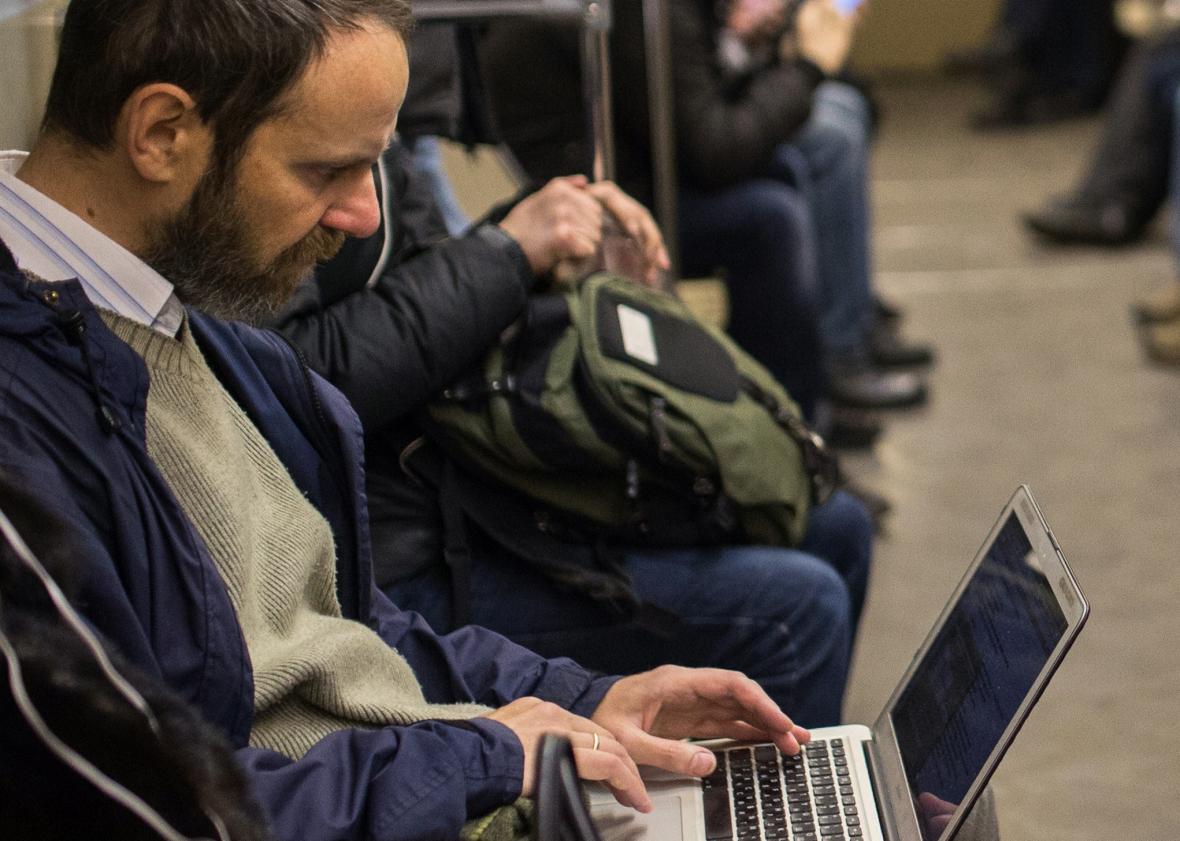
left=641, top=0, right=680, bottom=280
left=581, top=0, right=616, bottom=183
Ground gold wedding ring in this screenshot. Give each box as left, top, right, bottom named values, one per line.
left=591, top=732, right=601, bottom=751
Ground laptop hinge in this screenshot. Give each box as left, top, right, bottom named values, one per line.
left=862, top=740, right=901, bottom=841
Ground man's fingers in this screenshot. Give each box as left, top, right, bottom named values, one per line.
left=614, top=727, right=723, bottom=778
left=573, top=735, right=652, bottom=812
left=586, top=182, right=669, bottom=264
left=681, top=670, right=801, bottom=737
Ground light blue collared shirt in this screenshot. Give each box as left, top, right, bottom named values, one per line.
left=0, top=150, right=183, bottom=336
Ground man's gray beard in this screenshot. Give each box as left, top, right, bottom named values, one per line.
left=141, top=172, right=345, bottom=326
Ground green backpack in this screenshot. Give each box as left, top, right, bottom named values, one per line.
left=421, top=272, right=838, bottom=550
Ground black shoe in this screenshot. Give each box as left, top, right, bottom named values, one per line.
left=1022, top=193, right=1151, bottom=247
left=828, top=362, right=928, bottom=410
left=870, top=322, right=936, bottom=369
left=825, top=406, right=884, bottom=451
left=943, top=29, right=1020, bottom=76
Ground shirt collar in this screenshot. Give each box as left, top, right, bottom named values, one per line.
left=0, top=150, right=183, bottom=337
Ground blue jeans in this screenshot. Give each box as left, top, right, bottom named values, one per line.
left=386, top=491, right=872, bottom=727
left=679, top=176, right=825, bottom=419
left=771, top=82, right=875, bottom=362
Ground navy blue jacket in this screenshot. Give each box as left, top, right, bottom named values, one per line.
left=0, top=240, right=616, bottom=841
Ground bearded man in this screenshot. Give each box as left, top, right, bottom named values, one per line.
left=0, top=2, right=810, bottom=840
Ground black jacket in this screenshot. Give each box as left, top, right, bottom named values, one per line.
left=480, top=0, right=825, bottom=205
left=273, top=143, right=536, bottom=584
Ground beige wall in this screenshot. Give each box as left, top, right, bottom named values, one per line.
left=0, top=1, right=65, bottom=149
left=850, top=0, right=1004, bottom=72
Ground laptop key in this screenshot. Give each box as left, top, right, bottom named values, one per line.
left=702, top=779, right=733, bottom=839
left=819, top=825, right=846, bottom=836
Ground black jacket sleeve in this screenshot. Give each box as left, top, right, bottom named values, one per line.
left=272, top=145, right=537, bottom=435
left=480, top=0, right=823, bottom=198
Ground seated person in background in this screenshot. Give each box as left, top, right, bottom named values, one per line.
left=481, top=0, right=932, bottom=439
left=0, top=1, right=813, bottom=838
left=1017, top=26, right=1180, bottom=364
left=1022, top=27, right=1180, bottom=247
left=947, top=0, right=1125, bottom=129
left=272, top=139, right=874, bottom=728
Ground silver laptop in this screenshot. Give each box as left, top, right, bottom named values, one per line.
left=590, top=485, right=1089, bottom=841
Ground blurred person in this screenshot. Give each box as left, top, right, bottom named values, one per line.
left=482, top=0, right=933, bottom=446
left=947, top=0, right=1126, bottom=129
left=1022, top=27, right=1180, bottom=245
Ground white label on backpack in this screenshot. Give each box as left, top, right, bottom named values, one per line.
left=617, top=304, right=659, bottom=366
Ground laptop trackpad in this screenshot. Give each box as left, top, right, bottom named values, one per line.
left=591, top=787, right=699, bottom=841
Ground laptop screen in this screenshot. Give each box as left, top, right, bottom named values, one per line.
left=889, top=512, right=1068, bottom=841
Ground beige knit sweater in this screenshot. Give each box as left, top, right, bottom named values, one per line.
left=102, top=312, right=490, bottom=759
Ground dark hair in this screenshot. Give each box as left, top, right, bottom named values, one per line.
left=43, top=0, right=413, bottom=174
left=1, top=471, right=275, bottom=840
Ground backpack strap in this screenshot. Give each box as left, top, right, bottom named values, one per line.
left=738, top=375, right=840, bottom=506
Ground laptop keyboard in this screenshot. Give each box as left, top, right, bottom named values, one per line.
left=701, top=739, right=864, bottom=841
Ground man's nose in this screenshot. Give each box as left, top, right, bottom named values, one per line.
left=321, top=168, right=382, bottom=239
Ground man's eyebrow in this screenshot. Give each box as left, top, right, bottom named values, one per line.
left=299, top=152, right=381, bottom=170
left=302, top=136, right=395, bottom=169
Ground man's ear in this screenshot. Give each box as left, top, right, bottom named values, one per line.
left=118, top=83, right=211, bottom=185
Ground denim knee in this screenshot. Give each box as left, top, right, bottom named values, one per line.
left=793, top=82, right=871, bottom=176
left=738, top=182, right=816, bottom=264
left=811, top=81, right=871, bottom=145
left=802, top=490, right=874, bottom=631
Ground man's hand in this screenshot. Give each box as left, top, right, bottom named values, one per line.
left=790, top=0, right=858, bottom=76
left=585, top=181, right=671, bottom=288
left=482, top=697, right=654, bottom=812
left=498, top=176, right=605, bottom=276
left=591, top=665, right=811, bottom=778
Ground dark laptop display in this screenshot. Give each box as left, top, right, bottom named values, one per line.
left=891, top=513, right=1070, bottom=840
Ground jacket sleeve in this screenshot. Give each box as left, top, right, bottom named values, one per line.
left=237, top=717, right=525, bottom=841
left=234, top=586, right=619, bottom=841
left=242, top=587, right=621, bottom=839
left=368, top=582, right=619, bottom=715
left=272, top=143, right=538, bottom=435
